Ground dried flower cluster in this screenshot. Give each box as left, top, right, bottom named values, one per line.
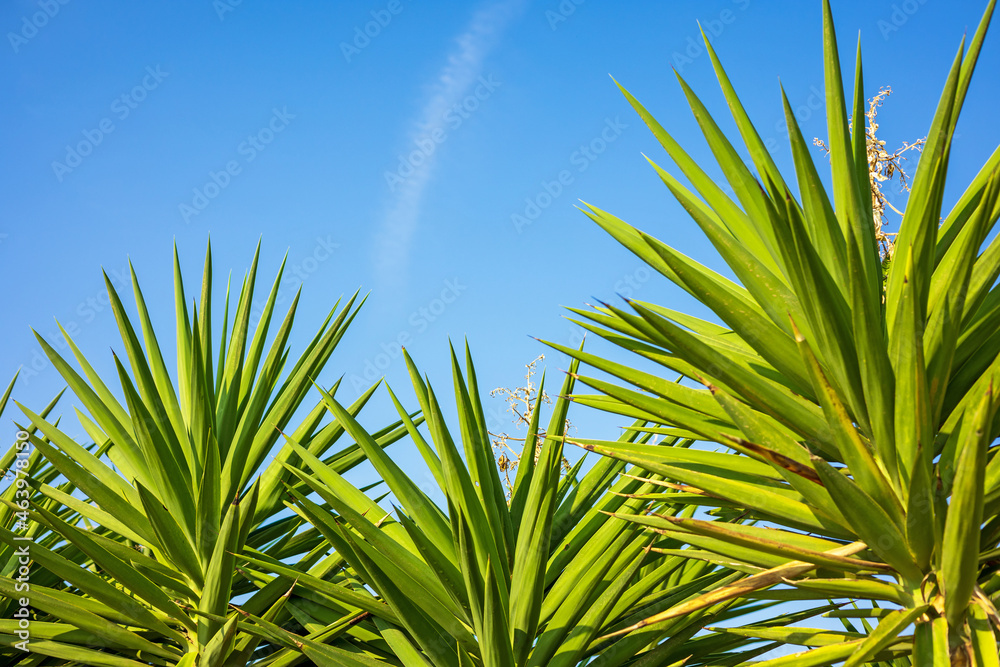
left=490, top=354, right=571, bottom=497
left=815, top=86, right=924, bottom=259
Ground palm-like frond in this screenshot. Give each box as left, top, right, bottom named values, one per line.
left=0, top=244, right=412, bottom=665
left=546, top=1, right=1000, bottom=664
left=272, top=343, right=815, bottom=667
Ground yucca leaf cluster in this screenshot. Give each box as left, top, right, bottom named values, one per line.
left=545, top=1, right=1000, bottom=663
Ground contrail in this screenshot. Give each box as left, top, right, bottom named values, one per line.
left=373, top=0, right=524, bottom=287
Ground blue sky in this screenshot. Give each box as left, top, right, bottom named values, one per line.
left=3, top=0, right=999, bottom=484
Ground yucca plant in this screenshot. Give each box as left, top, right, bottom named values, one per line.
left=544, top=1, right=1000, bottom=664
left=263, top=343, right=825, bottom=666
left=0, top=245, right=414, bottom=665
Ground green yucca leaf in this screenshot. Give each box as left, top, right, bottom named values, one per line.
left=549, top=436, right=631, bottom=546
left=279, top=459, right=409, bottom=549
left=573, top=437, right=834, bottom=536
left=258, top=377, right=372, bottom=521
left=375, top=616, right=435, bottom=667
left=0, top=372, right=16, bottom=414
left=426, top=381, right=509, bottom=602
left=198, top=242, right=217, bottom=402
left=748, top=637, right=909, bottom=667
left=199, top=616, right=239, bottom=667
left=842, top=605, right=929, bottom=667
left=481, top=556, right=515, bottom=667
left=545, top=464, right=661, bottom=580
left=17, top=403, right=142, bottom=508
left=229, top=605, right=392, bottom=667
left=904, top=443, right=938, bottom=574
left=786, top=580, right=910, bottom=607
left=779, top=85, right=848, bottom=288
left=510, top=356, right=578, bottom=664
left=926, top=0, right=998, bottom=257
left=770, top=187, right=863, bottom=421
left=293, top=472, right=470, bottom=627
left=0, top=636, right=155, bottom=667
left=891, top=248, right=935, bottom=489
left=811, top=457, right=921, bottom=582
left=0, top=576, right=181, bottom=660
left=926, top=176, right=1000, bottom=432
left=639, top=229, right=812, bottom=395
left=227, top=291, right=365, bottom=502
left=0, top=525, right=184, bottom=642
left=644, top=157, right=805, bottom=344
left=820, top=0, right=870, bottom=246
left=636, top=513, right=882, bottom=573
left=24, top=501, right=195, bottom=626
left=450, top=344, right=514, bottom=573
left=940, top=145, right=1000, bottom=270
left=885, top=43, right=963, bottom=332
left=31, top=332, right=147, bottom=483
left=343, top=524, right=466, bottom=667
left=314, top=385, right=454, bottom=562
left=717, top=625, right=865, bottom=648
left=545, top=547, right=648, bottom=667
left=395, top=507, right=470, bottom=612
left=464, top=343, right=515, bottom=546
left=136, top=480, right=205, bottom=587
left=610, top=80, right=780, bottom=277
left=113, top=352, right=195, bottom=532
left=849, top=41, right=874, bottom=236
left=238, top=550, right=394, bottom=623
left=530, top=530, right=647, bottom=665
left=708, top=398, right=848, bottom=530
left=569, top=373, right=731, bottom=442
left=198, top=496, right=241, bottom=646
left=821, top=0, right=898, bottom=491
left=628, top=299, right=833, bottom=445
left=106, top=268, right=191, bottom=484
left=916, top=614, right=952, bottom=664
left=671, top=70, right=785, bottom=279
left=599, top=556, right=821, bottom=640
left=793, top=324, right=903, bottom=521
left=970, top=600, right=1000, bottom=667
left=701, top=28, right=787, bottom=200
left=54, top=327, right=131, bottom=442
left=941, top=384, right=993, bottom=628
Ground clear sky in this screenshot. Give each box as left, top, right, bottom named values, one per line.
left=3, top=0, right=999, bottom=487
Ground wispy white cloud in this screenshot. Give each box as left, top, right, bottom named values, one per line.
left=373, top=0, right=524, bottom=286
